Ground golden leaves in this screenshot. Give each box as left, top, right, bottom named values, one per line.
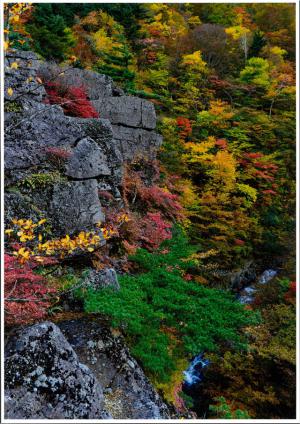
left=7, top=87, right=13, bottom=96
left=5, top=217, right=115, bottom=263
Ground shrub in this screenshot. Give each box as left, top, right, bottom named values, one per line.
left=4, top=254, right=56, bottom=326
left=140, top=212, right=172, bottom=249
left=81, top=228, right=260, bottom=381
left=44, top=81, right=99, bottom=118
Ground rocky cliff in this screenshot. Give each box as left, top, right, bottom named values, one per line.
left=4, top=50, right=170, bottom=420
left=5, top=50, right=162, bottom=236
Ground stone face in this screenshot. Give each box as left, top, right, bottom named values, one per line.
left=5, top=322, right=108, bottom=419
left=83, top=268, right=120, bottom=291
left=5, top=50, right=45, bottom=103
left=50, top=180, right=105, bottom=234
left=66, top=137, right=111, bottom=179
left=57, top=318, right=171, bottom=420
left=56, top=67, right=113, bottom=100
left=112, top=125, right=163, bottom=161
left=92, top=96, right=157, bottom=130
left=5, top=105, right=80, bottom=172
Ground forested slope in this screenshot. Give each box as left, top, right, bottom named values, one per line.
left=4, top=3, right=296, bottom=419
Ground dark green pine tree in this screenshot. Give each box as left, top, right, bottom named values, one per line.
left=95, top=33, right=136, bottom=92
left=26, top=4, right=75, bottom=61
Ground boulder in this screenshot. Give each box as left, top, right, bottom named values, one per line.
left=66, top=137, right=111, bottom=179
left=92, top=96, right=156, bottom=129
left=82, top=268, right=120, bottom=291
left=5, top=322, right=108, bottom=419
left=57, top=318, right=171, bottom=419
left=50, top=180, right=105, bottom=234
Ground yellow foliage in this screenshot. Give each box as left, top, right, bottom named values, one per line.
left=92, top=28, right=115, bottom=52
left=225, top=25, right=250, bottom=40
left=181, top=50, right=206, bottom=71
left=5, top=218, right=116, bottom=263
left=155, top=358, right=188, bottom=405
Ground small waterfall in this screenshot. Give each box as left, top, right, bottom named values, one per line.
left=183, top=353, right=209, bottom=387
left=258, top=269, right=277, bottom=284
left=238, top=269, right=278, bottom=304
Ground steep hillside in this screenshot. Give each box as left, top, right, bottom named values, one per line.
left=3, top=3, right=296, bottom=420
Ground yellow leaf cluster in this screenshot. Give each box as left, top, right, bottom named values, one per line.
left=181, top=50, right=206, bottom=71
left=5, top=218, right=116, bottom=263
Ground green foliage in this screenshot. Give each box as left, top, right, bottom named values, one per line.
left=27, top=4, right=75, bottom=60
left=209, top=396, right=251, bottom=419
left=240, top=57, right=270, bottom=88
left=17, top=172, right=63, bottom=190
left=94, top=32, right=135, bottom=91
left=81, top=228, right=259, bottom=381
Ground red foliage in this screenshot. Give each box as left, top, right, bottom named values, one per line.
left=262, top=189, right=276, bottom=195
left=244, top=152, right=264, bottom=159
left=285, top=281, right=296, bottom=303
left=140, top=212, right=172, bottom=249
left=215, top=138, right=228, bottom=149
left=45, top=146, right=72, bottom=160
left=140, top=185, right=183, bottom=219
left=234, top=239, right=245, bottom=246
left=4, top=254, right=56, bottom=326
left=176, top=117, right=192, bottom=139
left=98, top=190, right=115, bottom=202
left=44, top=82, right=99, bottom=118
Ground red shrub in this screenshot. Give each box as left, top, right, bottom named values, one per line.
left=4, top=254, right=56, bottom=326
left=215, top=138, right=228, bottom=149
left=140, top=185, right=183, bottom=219
left=176, top=117, right=192, bottom=139
left=234, top=239, right=245, bottom=246
left=44, top=82, right=99, bottom=118
left=285, top=281, right=296, bottom=303
left=140, top=212, right=172, bottom=249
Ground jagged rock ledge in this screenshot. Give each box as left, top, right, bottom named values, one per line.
left=4, top=50, right=162, bottom=236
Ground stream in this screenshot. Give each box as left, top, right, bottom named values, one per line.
left=181, top=268, right=278, bottom=415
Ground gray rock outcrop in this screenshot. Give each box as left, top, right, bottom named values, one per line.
left=5, top=322, right=108, bottom=419
left=4, top=50, right=162, bottom=235
left=92, top=96, right=156, bottom=129
left=4, top=319, right=171, bottom=420
left=57, top=318, right=171, bottom=419
left=65, top=137, right=111, bottom=179
left=50, top=180, right=105, bottom=234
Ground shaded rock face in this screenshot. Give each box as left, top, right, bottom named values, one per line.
left=5, top=322, right=108, bottom=419
left=50, top=180, right=105, bottom=234
left=65, top=137, right=111, bottom=179
left=4, top=50, right=162, bottom=235
left=57, top=318, right=171, bottom=419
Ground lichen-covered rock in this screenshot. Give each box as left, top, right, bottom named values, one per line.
left=4, top=50, right=45, bottom=103
left=50, top=180, right=105, bottom=235
left=92, top=96, right=156, bottom=129
left=5, top=322, right=108, bottom=419
left=82, top=268, right=120, bottom=291
left=57, top=318, right=171, bottom=420
left=5, top=105, right=77, bottom=173
left=66, top=137, right=111, bottom=179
